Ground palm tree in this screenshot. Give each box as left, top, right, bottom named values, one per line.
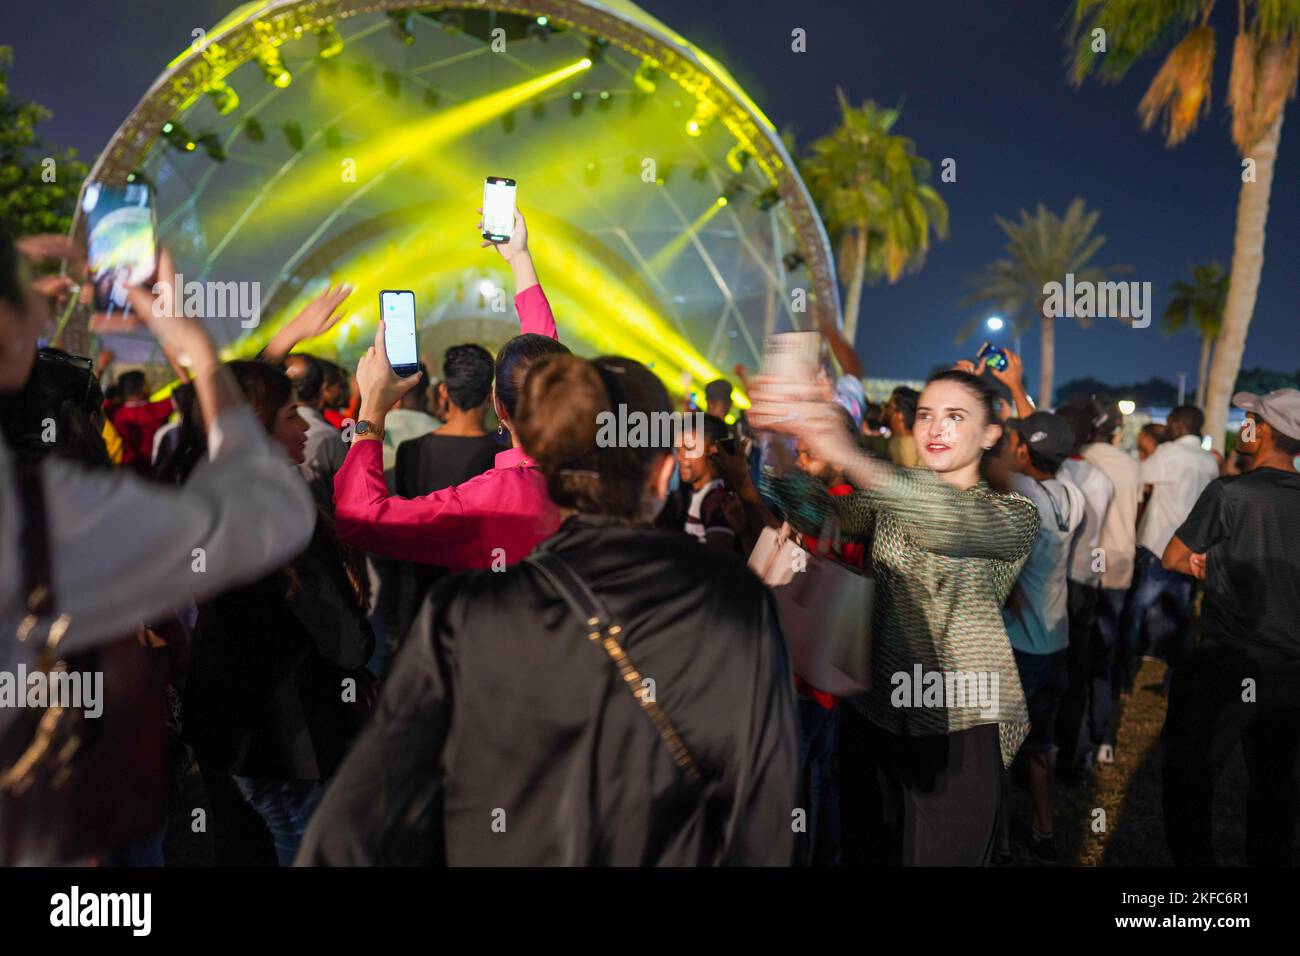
left=1068, top=0, right=1300, bottom=450
left=964, top=198, right=1127, bottom=404
left=800, top=90, right=949, bottom=345
left=1163, top=262, right=1228, bottom=407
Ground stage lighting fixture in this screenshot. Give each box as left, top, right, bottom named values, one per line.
left=197, top=132, right=225, bottom=162
left=634, top=61, right=659, bottom=94
left=597, top=90, right=612, bottom=111
left=243, top=116, right=265, bottom=143
left=690, top=164, right=709, bottom=183
left=161, top=121, right=197, bottom=153
left=423, top=87, right=441, bottom=108
left=716, top=196, right=728, bottom=207
left=315, top=23, right=344, bottom=58
left=685, top=100, right=717, bottom=137
left=388, top=11, right=415, bottom=45
left=256, top=47, right=292, bottom=88
left=725, top=145, right=750, bottom=174
left=382, top=70, right=401, bottom=99
left=531, top=99, right=546, bottom=119
left=721, top=178, right=743, bottom=203
left=783, top=252, right=806, bottom=272
left=570, top=90, right=585, bottom=116
left=282, top=121, right=305, bottom=152
left=205, top=80, right=239, bottom=116
left=501, top=110, right=516, bottom=133
left=754, top=187, right=780, bottom=211
left=586, top=37, right=608, bottom=64
left=527, top=16, right=552, bottom=42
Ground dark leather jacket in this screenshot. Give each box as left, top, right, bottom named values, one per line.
left=298, top=514, right=798, bottom=866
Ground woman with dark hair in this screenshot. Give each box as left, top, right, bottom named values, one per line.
left=183, top=360, right=375, bottom=866
left=299, top=354, right=798, bottom=866
left=332, top=209, right=568, bottom=571
left=749, top=366, right=1039, bottom=867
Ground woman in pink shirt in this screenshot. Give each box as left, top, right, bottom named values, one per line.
left=333, top=211, right=568, bottom=571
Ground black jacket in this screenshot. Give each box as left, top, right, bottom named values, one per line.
left=184, top=516, right=375, bottom=780
left=298, top=515, right=798, bottom=866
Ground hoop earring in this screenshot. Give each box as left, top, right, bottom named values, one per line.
left=498, top=424, right=505, bottom=436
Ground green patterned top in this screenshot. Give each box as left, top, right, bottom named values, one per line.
left=767, top=464, right=1039, bottom=767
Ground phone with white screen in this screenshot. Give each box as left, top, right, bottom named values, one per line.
left=482, top=176, right=517, bottom=243
left=379, top=290, right=419, bottom=377
left=83, top=181, right=157, bottom=318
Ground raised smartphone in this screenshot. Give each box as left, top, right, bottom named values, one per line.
left=83, top=181, right=157, bottom=318
left=380, top=289, right=419, bottom=377
left=482, top=176, right=517, bottom=243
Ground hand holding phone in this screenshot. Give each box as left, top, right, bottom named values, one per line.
left=976, top=341, right=1009, bottom=373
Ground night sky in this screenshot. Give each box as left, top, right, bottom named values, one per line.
left=6, top=0, right=1297, bottom=391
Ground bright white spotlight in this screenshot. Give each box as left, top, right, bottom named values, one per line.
left=478, top=279, right=498, bottom=297
left=986, top=316, right=1004, bottom=331
left=1118, top=400, right=1136, bottom=416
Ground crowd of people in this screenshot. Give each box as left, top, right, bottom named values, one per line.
left=0, top=208, right=1297, bottom=868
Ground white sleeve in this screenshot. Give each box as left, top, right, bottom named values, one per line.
left=0, top=407, right=316, bottom=663
left=1139, top=445, right=1171, bottom=484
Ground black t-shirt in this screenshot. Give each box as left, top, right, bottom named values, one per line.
left=1175, top=467, right=1300, bottom=658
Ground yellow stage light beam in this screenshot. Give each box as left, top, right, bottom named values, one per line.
left=646, top=196, right=727, bottom=277
left=233, top=57, right=592, bottom=228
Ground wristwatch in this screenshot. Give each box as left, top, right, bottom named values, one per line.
left=353, top=418, right=384, bottom=442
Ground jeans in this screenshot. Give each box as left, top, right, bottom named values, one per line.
left=1119, top=547, right=1193, bottom=694
left=1090, top=587, right=1127, bottom=747
left=233, top=777, right=326, bottom=867
left=1163, top=642, right=1300, bottom=866
left=797, top=699, right=841, bottom=866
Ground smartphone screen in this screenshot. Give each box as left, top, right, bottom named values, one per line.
left=976, top=341, right=1008, bottom=372
left=380, top=290, right=418, bottom=375
left=83, top=181, right=157, bottom=317
left=482, top=177, right=517, bottom=242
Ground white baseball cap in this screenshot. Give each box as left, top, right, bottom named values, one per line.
left=1233, top=388, right=1300, bottom=441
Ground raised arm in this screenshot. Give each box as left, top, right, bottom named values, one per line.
left=259, top=285, right=354, bottom=366
left=481, top=207, right=557, bottom=340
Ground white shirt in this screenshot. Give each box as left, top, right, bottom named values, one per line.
left=1082, top=440, right=1142, bottom=590
left=1059, top=457, right=1114, bottom=586
left=1003, top=472, right=1086, bottom=655
left=0, top=407, right=315, bottom=733
left=1136, top=434, right=1220, bottom=557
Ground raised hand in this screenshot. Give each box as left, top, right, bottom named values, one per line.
left=356, top=320, right=423, bottom=417
left=478, top=206, right=529, bottom=262
left=261, top=284, right=354, bottom=364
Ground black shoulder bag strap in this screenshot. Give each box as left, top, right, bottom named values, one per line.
left=525, top=550, right=701, bottom=784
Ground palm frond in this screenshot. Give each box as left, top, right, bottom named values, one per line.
left=1138, top=25, right=1216, bottom=146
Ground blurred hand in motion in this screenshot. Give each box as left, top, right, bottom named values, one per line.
left=478, top=206, right=529, bottom=262
left=748, top=374, right=854, bottom=471
left=283, top=284, right=353, bottom=343
left=356, top=320, right=422, bottom=414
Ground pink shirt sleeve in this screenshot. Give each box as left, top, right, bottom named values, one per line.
left=515, top=284, right=557, bottom=340
left=333, top=439, right=473, bottom=567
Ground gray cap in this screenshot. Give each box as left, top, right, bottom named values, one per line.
left=1234, top=388, right=1300, bottom=441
